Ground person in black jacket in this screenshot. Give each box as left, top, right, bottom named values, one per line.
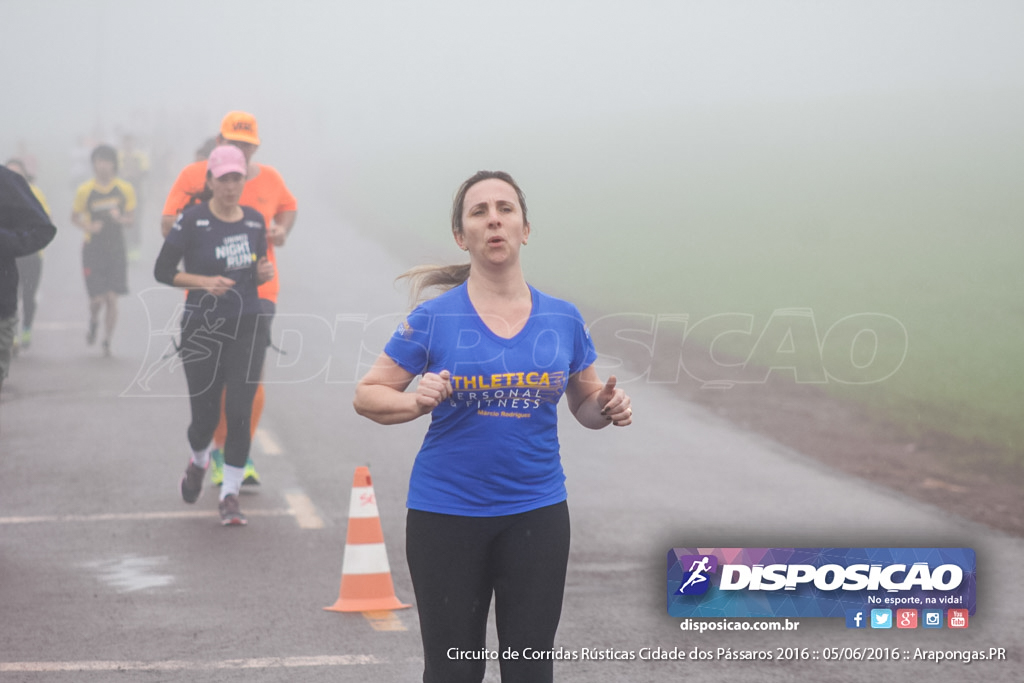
left=0, top=166, right=57, bottom=396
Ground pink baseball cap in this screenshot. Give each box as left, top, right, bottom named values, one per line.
left=207, top=145, right=247, bottom=178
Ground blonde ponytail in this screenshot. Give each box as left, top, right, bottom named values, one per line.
left=398, top=263, right=471, bottom=306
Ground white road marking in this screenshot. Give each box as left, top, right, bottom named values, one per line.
left=255, top=427, right=283, bottom=456
left=2, top=503, right=323, bottom=532
left=83, top=555, right=174, bottom=592
left=284, top=490, right=326, bottom=529
left=0, top=509, right=294, bottom=525
left=1, top=428, right=322, bottom=530
left=0, top=655, right=386, bottom=672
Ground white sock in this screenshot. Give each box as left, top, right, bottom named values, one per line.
left=191, top=445, right=211, bottom=468
left=221, top=465, right=244, bottom=499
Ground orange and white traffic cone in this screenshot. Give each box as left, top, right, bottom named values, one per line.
left=324, top=466, right=411, bottom=613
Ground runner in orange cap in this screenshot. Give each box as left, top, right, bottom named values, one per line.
left=161, top=111, right=297, bottom=485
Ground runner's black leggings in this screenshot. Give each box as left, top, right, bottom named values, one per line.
left=16, top=253, right=42, bottom=330
left=406, top=501, right=570, bottom=683
left=180, top=313, right=269, bottom=468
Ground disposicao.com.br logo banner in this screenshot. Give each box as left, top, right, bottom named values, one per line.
left=667, top=548, right=975, bottom=618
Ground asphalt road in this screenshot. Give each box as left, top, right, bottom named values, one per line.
left=1, top=197, right=1021, bottom=682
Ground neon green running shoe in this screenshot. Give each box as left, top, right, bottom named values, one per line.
left=209, top=448, right=225, bottom=486
left=242, top=457, right=261, bottom=486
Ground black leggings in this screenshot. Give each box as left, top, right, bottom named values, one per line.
left=16, top=253, right=42, bottom=330
left=180, top=313, right=269, bottom=468
left=406, top=501, right=570, bottom=683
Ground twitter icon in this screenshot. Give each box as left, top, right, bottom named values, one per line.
left=870, top=609, right=892, bottom=629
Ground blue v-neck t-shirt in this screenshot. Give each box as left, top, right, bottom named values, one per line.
left=384, top=283, right=598, bottom=516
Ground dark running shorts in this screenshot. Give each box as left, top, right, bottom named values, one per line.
left=83, top=239, right=128, bottom=297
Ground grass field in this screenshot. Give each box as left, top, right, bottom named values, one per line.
left=340, top=89, right=1024, bottom=465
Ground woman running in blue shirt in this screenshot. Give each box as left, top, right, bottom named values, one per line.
left=354, top=170, right=632, bottom=683
left=154, top=145, right=274, bottom=526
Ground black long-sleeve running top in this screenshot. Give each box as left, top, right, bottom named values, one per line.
left=154, top=203, right=267, bottom=324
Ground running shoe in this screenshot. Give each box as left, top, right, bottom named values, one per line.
left=101, top=340, right=111, bottom=357
left=86, top=318, right=98, bottom=345
left=19, top=330, right=31, bottom=350
left=242, top=457, right=261, bottom=486
left=180, top=461, right=207, bottom=504
left=209, top=448, right=225, bottom=486
left=219, top=494, right=247, bottom=526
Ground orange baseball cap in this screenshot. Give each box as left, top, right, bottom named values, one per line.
left=220, top=111, right=260, bottom=145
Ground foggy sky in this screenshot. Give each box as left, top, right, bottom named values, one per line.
left=3, top=0, right=1023, bottom=164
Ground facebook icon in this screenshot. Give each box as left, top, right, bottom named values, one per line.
left=845, top=609, right=867, bottom=629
